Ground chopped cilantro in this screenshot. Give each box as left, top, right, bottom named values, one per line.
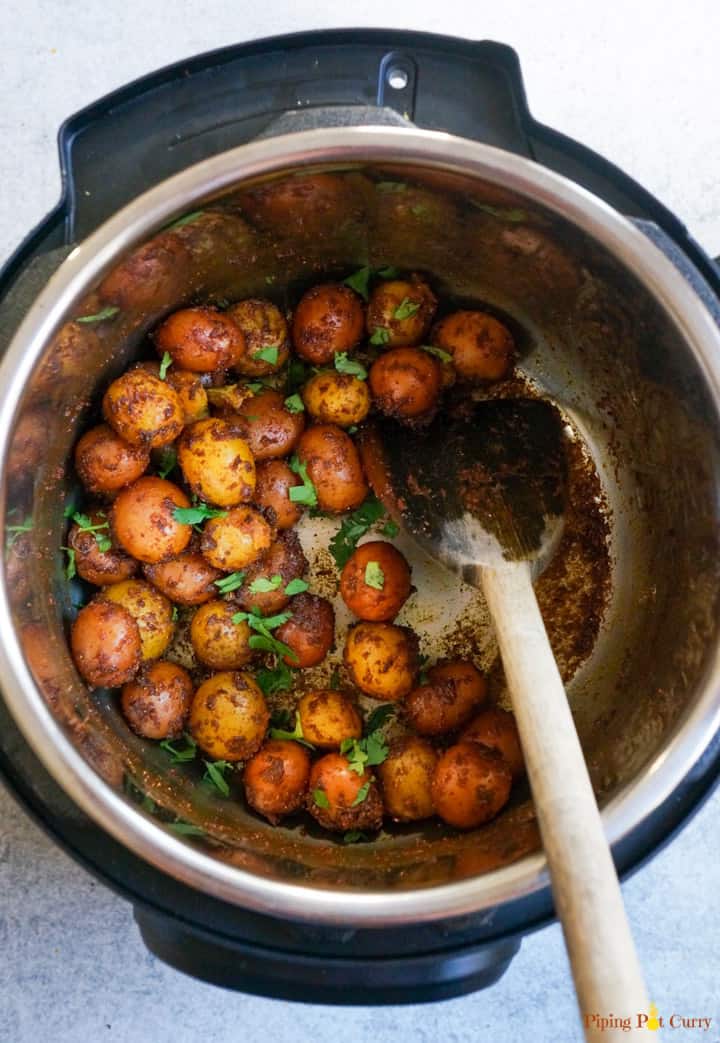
left=158, top=351, right=173, bottom=380
left=328, top=496, right=390, bottom=569
left=156, top=446, right=177, bottom=479
left=369, top=326, right=391, bottom=346
left=380, top=518, right=399, bottom=538
left=5, top=515, right=33, bottom=552
left=284, top=577, right=309, bottom=596
left=420, top=344, right=452, bottom=364
left=376, top=266, right=400, bottom=279
left=168, top=820, right=206, bottom=837
left=284, top=393, right=305, bottom=413
left=364, top=561, right=385, bottom=590
left=313, top=788, right=330, bottom=809
left=232, top=607, right=297, bottom=662
left=343, top=829, right=370, bottom=844
left=352, top=781, right=371, bottom=806
left=341, top=731, right=389, bottom=775
left=172, top=504, right=228, bottom=526
left=166, top=210, right=205, bottom=230
left=214, top=571, right=246, bottom=595
left=288, top=455, right=318, bottom=507
left=76, top=306, right=119, bottom=324
left=335, top=353, right=367, bottom=379
left=248, top=574, right=283, bottom=594
left=253, top=345, right=279, bottom=366
left=203, top=759, right=232, bottom=797
left=62, top=546, right=76, bottom=580
left=256, top=661, right=293, bottom=696
left=343, top=266, right=371, bottom=300
left=160, top=733, right=197, bottom=763
left=393, top=297, right=420, bottom=321
left=71, top=512, right=111, bottom=552
left=365, top=703, right=396, bottom=733
left=470, top=202, right=529, bottom=223
left=269, top=710, right=313, bottom=749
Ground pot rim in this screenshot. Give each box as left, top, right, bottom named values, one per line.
left=2, top=125, right=720, bottom=927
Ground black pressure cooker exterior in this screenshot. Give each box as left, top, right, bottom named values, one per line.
left=1, top=30, right=719, bottom=1003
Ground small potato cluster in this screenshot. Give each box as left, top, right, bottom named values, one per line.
left=66, top=265, right=520, bottom=840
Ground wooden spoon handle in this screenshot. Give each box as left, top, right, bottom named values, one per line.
left=481, top=560, right=651, bottom=1042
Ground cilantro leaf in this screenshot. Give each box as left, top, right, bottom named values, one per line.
left=71, top=512, right=112, bottom=552
left=286, top=357, right=312, bottom=393
left=313, top=788, right=330, bottom=809
left=255, top=661, right=293, bottom=696
left=252, top=345, right=279, bottom=366
left=365, top=704, right=396, bottom=732
left=343, top=829, right=370, bottom=844
left=232, top=607, right=298, bottom=662
left=248, top=574, right=282, bottom=594
left=343, top=266, right=371, bottom=300
left=76, top=306, right=120, bottom=324
left=168, top=820, right=206, bottom=836
left=393, top=297, right=420, bottom=321
left=364, top=561, right=385, bottom=590
left=369, top=326, right=391, bottom=346
left=284, top=578, right=309, bottom=596
left=284, top=393, right=305, bottom=414
left=5, top=514, right=33, bottom=553
left=160, top=733, right=197, bottom=763
left=335, top=353, right=367, bottom=379
left=470, top=202, right=529, bottom=223
left=156, top=446, right=177, bottom=479
left=420, top=344, right=452, bottom=364
left=380, top=518, right=399, bottom=538
left=62, top=546, right=76, bottom=580
left=158, top=351, right=173, bottom=380
left=376, top=266, right=400, bottom=279
left=352, top=781, right=371, bottom=806
left=171, top=605, right=179, bottom=623
left=172, top=504, right=228, bottom=526
left=342, top=731, right=389, bottom=776
left=328, top=495, right=388, bottom=569
left=203, top=759, right=231, bottom=797
left=288, top=455, right=318, bottom=507
left=166, top=210, right=205, bottom=230
left=269, top=710, right=314, bottom=749
left=214, top=571, right=246, bottom=595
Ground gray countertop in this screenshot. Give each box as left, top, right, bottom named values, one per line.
left=1, top=3, right=719, bottom=1040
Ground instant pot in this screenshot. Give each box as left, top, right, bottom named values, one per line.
left=1, top=30, right=719, bottom=1003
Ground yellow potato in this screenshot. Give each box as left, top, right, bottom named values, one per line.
left=378, top=736, right=438, bottom=822
left=200, top=506, right=274, bottom=571
left=190, top=599, right=254, bottom=670
left=189, top=671, right=269, bottom=761
left=102, top=579, right=174, bottom=660
left=297, top=690, right=362, bottom=749
left=343, top=622, right=419, bottom=700
left=301, top=371, right=370, bottom=428
left=178, top=417, right=255, bottom=507
left=102, top=369, right=184, bottom=448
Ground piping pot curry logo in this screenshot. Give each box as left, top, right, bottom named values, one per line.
left=584, top=1003, right=713, bottom=1033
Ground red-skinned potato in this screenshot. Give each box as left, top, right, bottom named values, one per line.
left=253, top=460, right=303, bottom=530
left=178, top=417, right=255, bottom=507
left=340, top=540, right=412, bottom=621
left=190, top=670, right=269, bottom=761
left=74, top=423, right=150, bottom=495
left=154, top=307, right=246, bottom=372
left=71, top=598, right=142, bottom=688
left=111, top=477, right=192, bottom=564
left=69, top=509, right=138, bottom=586
left=431, top=310, right=514, bottom=383
left=102, top=579, right=175, bottom=661
left=306, top=753, right=383, bottom=833
left=366, top=274, right=437, bottom=347
left=226, top=299, right=290, bottom=376
left=120, top=660, right=193, bottom=740
left=98, top=233, right=191, bottom=311
left=275, top=593, right=335, bottom=667
left=297, top=690, right=361, bottom=748
left=190, top=599, right=254, bottom=670
left=378, top=736, right=438, bottom=822
left=201, top=506, right=274, bottom=571
left=461, top=706, right=525, bottom=779
left=368, top=346, right=442, bottom=424
left=292, top=284, right=364, bottom=365
left=143, top=545, right=222, bottom=605
left=243, top=740, right=311, bottom=823
left=240, top=173, right=358, bottom=238
left=432, top=742, right=512, bottom=829
left=102, top=369, right=184, bottom=448
left=296, top=424, right=368, bottom=513
left=233, top=388, right=305, bottom=460
left=404, top=660, right=488, bottom=736
left=233, top=530, right=307, bottom=616
left=344, top=622, right=419, bottom=700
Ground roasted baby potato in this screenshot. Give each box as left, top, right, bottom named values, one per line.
left=154, top=307, right=246, bottom=372
left=253, top=459, right=303, bottom=530
left=368, top=346, right=442, bottom=424
left=71, top=598, right=142, bottom=688
left=461, top=706, right=525, bottom=779
left=190, top=670, right=269, bottom=761
left=98, top=232, right=191, bottom=311
left=431, top=310, right=514, bottom=383
left=233, top=388, right=305, bottom=460
left=111, top=476, right=192, bottom=564
left=301, top=371, right=370, bottom=428
left=233, top=530, right=307, bottom=616
left=405, top=660, right=487, bottom=736
left=74, top=423, right=150, bottom=494
left=178, top=417, right=255, bottom=507
left=297, top=690, right=361, bottom=748
left=102, top=578, right=175, bottom=660
left=292, top=284, right=364, bottom=365
left=244, top=739, right=311, bottom=823
left=143, top=545, right=222, bottom=605
left=378, top=736, right=438, bottom=822
left=343, top=622, right=419, bottom=700
left=306, top=753, right=383, bottom=833
left=366, top=275, right=437, bottom=347
left=201, top=506, right=274, bottom=571
left=120, top=659, right=193, bottom=740
left=102, top=369, right=184, bottom=448
left=240, top=173, right=357, bottom=238
left=339, top=540, right=412, bottom=622
left=275, top=593, right=335, bottom=668
left=166, top=367, right=210, bottom=423
left=296, top=424, right=368, bottom=513
left=432, top=742, right=512, bottom=829
left=68, top=509, right=138, bottom=586
left=226, top=299, right=290, bottom=376
left=190, top=599, right=254, bottom=670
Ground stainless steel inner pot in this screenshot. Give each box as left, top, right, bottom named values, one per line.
left=2, top=126, right=720, bottom=926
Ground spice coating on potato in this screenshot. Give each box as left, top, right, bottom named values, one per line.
left=190, top=599, right=254, bottom=670
left=69, top=510, right=138, bottom=587
left=366, top=275, right=437, bottom=348
left=226, top=299, right=290, bottom=376
left=432, top=742, right=512, bottom=829
left=201, top=506, right=274, bottom=571
left=461, top=706, right=525, bottom=779
left=233, top=388, right=305, bottom=460
left=307, top=754, right=383, bottom=833
left=368, top=347, right=442, bottom=424
left=120, top=660, right=193, bottom=740
left=296, top=424, right=368, bottom=513
left=301, top=371, right=370, bottom=428
left=102, top=579, right=174, bottom=661
left=102, top=369, right=184, bottom=448
left=166, top=367, right=209, bottom=423
left=244, top=740, right=311, bottom=823
left=71, top=599, right=142, bottom=688
left=74, top=423, right=150, bottom=495
left=178, top=417, right=255, bottom=507
left=253, top=459, right=303, bottom=530
left=340, top=540, right=412, bottom=622
left=241, top=173, right=357, bottom=237
left=98, top=233, right=191, bottom=311
left=378, top=736, right=438, bottom=822
left=343, top=622, right=419, bottom=700
left=431, top=310, right=514, bottom=383
left=292, top=284, right=364, bottom=365
left=233, top=530, right=307, bottom=616
left=154, top=307, right=246, bottom=372
left=143, top=546, right=222, bottom=605
left=189, top=670, right=269, bottom=761
left=275, top=593, right=335, bottom=668
left=297, top=690, right=361, bottom=749
left=405, top=661, right=488, bottom=737
left=111, top=476, right=192, bottom=564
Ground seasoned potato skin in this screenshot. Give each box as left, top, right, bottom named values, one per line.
left=233, top=388, right=305, bottom=460
left=143, top=545, right=222, bottom=605
left=368, top=346, right=442, bottom=424
left=111, top=477, right=192, bottom=564
left=166, top=367, right=210, bottom=423
left=292, top=284, right=364, bottom=365
left=378, top=736, right=438, bottom=822
left=275, top=593, right=335, bottom=668
left=431, top=310, right=514, bottom=383
left=102, top=369, right=184, bottom=448
left=366, top=275, right=437, bottom=347
left=226, top=299, right=290, bottom=376
left=201, top=506, right=274, bottom=571
left=340, top=540, right=412, bottom=622
left=71, top=599, right=142, bottom=688
left=461, top=706, right=525, bottom=779
left=102, top=579, right=174, bottom=661
left=69, top=510, right=138, bottom=586
left=253, top=459, right=303, bottom=530
left=405, top=660, right=488, bottom=736
left=296, top=424, right=368, bottom=513
left=120, top=660, right=193, bottom=740
left=190, top=599, right=254, bottom=670
left=301, top=371, right=370, bottom=428
left=297, top=690, right=361, bottom=748
left=154, top=307, right=246, bottom=372
left=178, top=417, right=255, bottom=507
left=306, top=754, right=383, bottom=832
left=233, top=529, right=307, bottom=616
left=98, top=232, right=191, bottom=311
left=190, top=670, right=269, bottom=761
left=241, top=173, right=357, bottom=237
left=432, top=742, right=512, bottom=829
left=344, top=621, right=419, bottom=700
left=74, top=423, right=150, bottom=495
left=244, top=740, right=311, bottom=823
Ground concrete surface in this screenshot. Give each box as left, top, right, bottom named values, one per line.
left=1, top=2, right=719, bottom=1041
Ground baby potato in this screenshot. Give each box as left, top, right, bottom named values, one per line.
left=102, top=579, right=174, bottom=660
left=301, top=371, right=370, bottom=428
left=190, top=599, right=254, bottom=670
left=431, top=310, right=514, bottom=383
left=243, top=739, right=311, bottom=823
left=201, top=506, right=274, bottom=571
left=366, top=274, right=437, bottom=347
left=368, top=346, right=442, bottom=424
left=275, top=593, right=335, bottom=668
left=98, top=232, right=191, bottom=311
left=234, top=530, right=307, bottom=616
left=102, top=369, right=184, bottom=448
left=143, top=545, right=222, bottom=605
left=432, top=742, right=512, bottom=829
left=8, top=408, right=49, bottom=487
left=190, top=670, right=269, bottom=761
left=404, top=660, right=488, bottom=737
left=68, top=509, right=138, bottom=586
left=307, top=753, right=383, bottom=833
left=340, top=540, right=412, bottom=622
left=166, top=367, right=209, bottom=423
left=241, top=173, right=358, bottom=238
left=461, top=706, right=525, bottom=780
left=71, top=598, right=142, bottom=688
left=233, top=388, right=305, bottom=460
left=297, top=690, right=361, bottom=748
left=111, top=476, right=192, bottom=564
left=178, top=417, right=255, bottom=507
left=120, top=659, right=193, bottom=740
left=253, top=460, right=303, bottom=530
left=74, top=423, right=150, bottom=495
left=343, top=622, right=419, bottom=700
left=226, top=299, right=290, bottom=376
left=154, top=307, right=246, bottom=372
left=296, top=424, right=368, bottom=514
left=378, top=736, right=438, bottom=822
left=292, top=284, right=364, bottom=365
